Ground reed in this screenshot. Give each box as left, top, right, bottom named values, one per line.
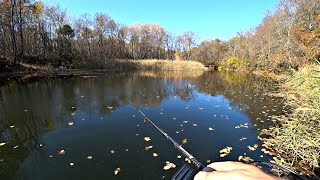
left=263, top=64, right=320, bottom=175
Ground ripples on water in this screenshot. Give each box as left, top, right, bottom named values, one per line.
left=0, top=71, right=285, bottom=179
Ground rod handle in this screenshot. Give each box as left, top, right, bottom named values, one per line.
left=202, top=167, right=215, bottom=172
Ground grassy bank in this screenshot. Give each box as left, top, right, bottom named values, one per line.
left=262, top=65, right=320, bottom=175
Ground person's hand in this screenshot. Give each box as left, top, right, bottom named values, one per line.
left=194, top=161, right=283, bottom=180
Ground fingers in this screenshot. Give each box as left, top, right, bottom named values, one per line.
left=207, top=161, right=255, bottom=171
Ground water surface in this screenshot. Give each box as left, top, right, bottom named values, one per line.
left=0, top=71, right=284, bottom=179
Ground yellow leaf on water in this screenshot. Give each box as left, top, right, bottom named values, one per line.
left=87, top=156, right=93, bottom=160
left=145, top=146, right=153, bottom=151
left=110, top=150, right=115, bottom=154
left=163, top=161, right=176, bottom=170
left=68, top=122, right=74, bottom=126
left=163, top=165, right=171, bottom=170
left=253, top=144, right=259, bottom=148
left=219, top=146, right=232, bottom=154
left=144, top=137, right=151, bottom=142
left=182, top=139, right=188, bottom=144
left=153, top=153, right=158, bottom=157
left=114, top=167, right=121, bottom=175
left=220, top=153, right=228, bottom=157
left=0, top=143, right=6, bottom=146
left=238, top=156, right=243, bottom=161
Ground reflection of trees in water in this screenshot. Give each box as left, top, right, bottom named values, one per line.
left=192, top=71, right=283, bottom=127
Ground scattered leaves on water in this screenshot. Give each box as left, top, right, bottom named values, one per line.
left=58, top=149, right=65, bottom=155
left=144, top=137, right=151, bottom=142
left=145, top=146, right=153, bottom=151
left=87, top=156, right=93, bottom=160
left=153, top=153, right=158, bottom=157
left=114, top=167, right=121, bottom=175
left=182, top=139, right=188, bottom=144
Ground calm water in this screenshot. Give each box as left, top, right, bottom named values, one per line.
left=0, top=71, right=285, bottom=180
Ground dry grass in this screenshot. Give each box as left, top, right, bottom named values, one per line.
left=262, top=64, right=320, bottom=175
left=131, top=59, right=207, bottom=71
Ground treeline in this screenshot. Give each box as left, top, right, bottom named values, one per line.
left=0, top=0, right=319, bottom=71
left=0, top=0, right=196, bottom=68
left=191, top=0, right=320, bottom=71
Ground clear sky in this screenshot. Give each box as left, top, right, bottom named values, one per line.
left=43, top=0, right=279, bottom=42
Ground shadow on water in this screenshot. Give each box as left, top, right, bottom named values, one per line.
left=0, top=71, right=285, bottom=179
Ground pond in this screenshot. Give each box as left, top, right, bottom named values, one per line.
left=0, top=71, right=285, bottom=180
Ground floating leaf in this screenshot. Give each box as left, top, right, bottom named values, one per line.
left=68, top=122, right=74, bottom=126
left=208, top=127, right=214, bottom=131
left=177, top=155, right=182, bottom=159
left=145, top=146, right=153, bottom=151
left=182, top=139, right=188, bottom=144
left=107, top=106, right=114, bottom=109
left=10, top=125, right=15, bottom=128
left=163, top=161, right=176, bottom=170
left=58, top=149, right=65, bottom=155
left=153, top=153, right=158, bottom=157
left=219, top=146, right=232, bottom=157
left=192, top=124, right=198, bottom=127
left=219, top=146, right=233, bottom=154
left=114, top=167, right=121, bottom=175
left=185, top=158, right=191, bottom=164
left=240, top=137, right=247, bottom=141
left=144, top=137, right=151, bottom=142
left=220, top=153, right=228, bottom=157
left=238, top=156, right=243, bottom=161
left=87, top=156, right=93, bottom=160
left=0, top=143, right=6, bottom=146
left=110, top=150, right=115, bottom=154
left=70, top=162, right=74, bottom=166
left=241, top=156, right=254, bottom=162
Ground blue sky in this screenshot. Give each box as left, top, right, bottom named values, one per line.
left=43, top=0, right=279, bottom=42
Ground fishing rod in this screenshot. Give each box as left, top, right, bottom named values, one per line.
left=137, top=108, right=214, bottom=175
left=136, top=108, right=313, bottom=180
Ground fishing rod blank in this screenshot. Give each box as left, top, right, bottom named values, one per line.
left=137, top=109, right=215, bottom=173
